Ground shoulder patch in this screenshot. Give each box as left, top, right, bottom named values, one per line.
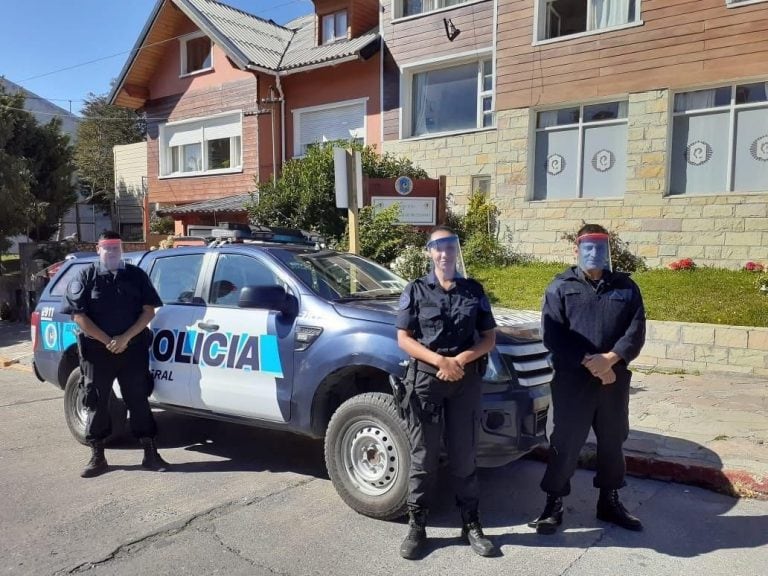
left=480, top=295, right=492, bottom=312
left=398, top=290, right=411, bottom=310
left=68, top=280, right=84, bottom=296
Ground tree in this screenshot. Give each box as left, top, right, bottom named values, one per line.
left=74, top=93, right=145, bottom=210
left=247, top=141, right=428, bottom=242
left=0, top=85, right=76, bottom=246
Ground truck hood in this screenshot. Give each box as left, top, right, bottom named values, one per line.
left=334, top=302, right=543, bottom=343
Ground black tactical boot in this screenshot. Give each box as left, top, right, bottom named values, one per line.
left=81, top=441, right=108, bottom=478
left=596, top=489, right=643, bottom=531
left=461, top=513, right=496, bottom=557
left=140, top=437, right=169, bottom=472
left=400, top=508, right=427, bottom=560
left=528, top=494, right=563, bottom=535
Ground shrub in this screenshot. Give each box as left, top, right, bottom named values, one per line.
left=149, top=213, right=175, bottom=236
left=448, top=192, right=529, bottom=268
left=338, top=204, right=425, bottom=264
left=390, top=245, right=430, bottom=281
left=562, top=226, right=647, bottom=273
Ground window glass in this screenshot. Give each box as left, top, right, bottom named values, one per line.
left=535, top=101, right=628, bottom=199
left=736, top=83, right=768, bottom=105
left=541, top=0, right=638, bottom=41
left=733, top=108, right=768, bottom=192
left=207, top=138, right=231, bottom=170
left=670, top=112, right=730, bottom=195
left=182, top=143, right=202, bottom=173
left=471, top=175, right=491, bottom=195
left=185, top=36, right=211, bottom=74
left=149, top=254, right=204, bottom=304
left=582, top=123, right=627, bottom=198
left=671, top=83, right=768, bottom=195
left=412, top=62, right=478, bottom=136
left=209, top=254, right=278, bottom=307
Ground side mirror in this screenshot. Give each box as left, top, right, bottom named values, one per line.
left=238, top=285, right=296, bottom=316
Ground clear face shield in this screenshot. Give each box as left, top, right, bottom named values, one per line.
left=97, top=239, right=126, bottom=272
left=426, top=234, right=466, bottom=280
left=577, top=233, right=612, bottom=274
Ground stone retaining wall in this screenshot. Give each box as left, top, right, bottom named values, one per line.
left=635, top=321, right=768, bottom=376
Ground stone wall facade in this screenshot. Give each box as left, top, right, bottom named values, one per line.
left=636, top=321, right=768, bottom=377
left=382, top=89, right=768, bottom=269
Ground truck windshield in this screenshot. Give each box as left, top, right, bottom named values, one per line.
left=273, top=250, right=408, bottom=300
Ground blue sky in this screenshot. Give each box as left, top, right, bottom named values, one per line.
left=0, top=0, right=313, bottom=115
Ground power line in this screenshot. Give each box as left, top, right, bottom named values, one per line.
left=19, top=0, right=312, bottom=84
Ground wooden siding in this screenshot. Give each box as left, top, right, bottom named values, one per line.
left=382, top=0, right=494, bottom=141
left=497, top=0, right=768, bottom=110
left=144, top=78, right=268, bottom=205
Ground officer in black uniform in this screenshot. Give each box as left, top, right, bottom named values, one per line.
left=395, top=226, right=497, bottom=559
left=529, top=223, right=646, bottom=534
left=64, top=231, right=168, bottom=478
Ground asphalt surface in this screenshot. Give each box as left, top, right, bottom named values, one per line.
left=1, top=369, right=767, bottom=576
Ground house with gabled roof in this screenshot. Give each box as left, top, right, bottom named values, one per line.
left=109, top=0, right=381, bottom=236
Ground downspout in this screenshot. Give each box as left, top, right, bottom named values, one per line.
left=276, top=73, right=286, bottom=167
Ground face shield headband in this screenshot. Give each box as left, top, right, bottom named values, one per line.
left=426, top=234, right=465, bottom=279
left=97, top=239, right=125, bottom=271
left=577, top=232, right=611, bottom=273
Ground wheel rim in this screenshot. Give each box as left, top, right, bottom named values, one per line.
left=73, top=381, right=88, bottom=431
left=341, top=419, right=400, bottom=496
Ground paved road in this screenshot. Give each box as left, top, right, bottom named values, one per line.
left=2, top=369, right=767, bottom=576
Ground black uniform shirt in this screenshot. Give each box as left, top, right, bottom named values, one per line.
left=63, top=262, right=163, bottom=337
left=396, top=271, right=496, bottom=356
left=541, top=266, right=646, bottom=371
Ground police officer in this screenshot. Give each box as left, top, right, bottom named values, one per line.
left=529, top=223, right=646, bottom=534
left=64, top=231, right=168, bottom=478
left=395, top=226, right=497, bottom=559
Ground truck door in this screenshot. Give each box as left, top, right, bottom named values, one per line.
left=145, top=252, right=207, bottom=407
left=190, top=251, right=295, bottom=422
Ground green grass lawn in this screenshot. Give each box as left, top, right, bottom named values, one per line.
left=470, top=263, right=768, bottom=328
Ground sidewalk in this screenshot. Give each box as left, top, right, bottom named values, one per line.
left=2, top=320, right=766, bottom=498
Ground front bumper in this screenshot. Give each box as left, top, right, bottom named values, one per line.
left=476, top=383, right=551, bottom=468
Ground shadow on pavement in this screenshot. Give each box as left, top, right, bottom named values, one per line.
left=0, top=320, right=30, bottom=348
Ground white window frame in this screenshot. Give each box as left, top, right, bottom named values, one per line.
left=321, top=10, right=348, bottom=44
left=533, top=100, right=629, bottom=200
left=670, top=82, right=768, bottom=196
left=726, top=0, right=768, bottom=6
left=532, top=0, right=643, bottom=45
left=392, top=0, right=485, bottom=21
left=179, top=31, right=213, bottom=77
left=400, top=49, right=495, bottom=140
left=158, top=111, right=243, bottom=179
left=292, top=98, right=368, bottom=158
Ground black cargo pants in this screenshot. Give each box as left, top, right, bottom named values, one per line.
left=540, top=364, right=632, bottom=497
left=407, top=362, right=483, bottom=518
left=80, top=335, right=156, bottom=443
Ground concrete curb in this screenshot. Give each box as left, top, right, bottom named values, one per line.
left=528, top=446, right=768, bottom=500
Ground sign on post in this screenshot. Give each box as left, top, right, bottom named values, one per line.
left=333, top=148, right=363, bottom=254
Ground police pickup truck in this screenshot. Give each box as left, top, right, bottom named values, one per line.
left=32, top=228, right=552, bottom=519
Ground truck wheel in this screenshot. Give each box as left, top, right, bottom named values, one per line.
left=63, top=367, right=127, bottom=445
left=325, top=392, right=411, bottom=520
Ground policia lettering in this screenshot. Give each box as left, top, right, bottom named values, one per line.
left=395, top=227, right=497, bottom=559
left=149, top=330, right=283, bottom=375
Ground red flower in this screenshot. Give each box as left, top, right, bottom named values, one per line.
left=668, top=258, right=695, bottom=271
left=744, top=261, right=764, bottom=272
